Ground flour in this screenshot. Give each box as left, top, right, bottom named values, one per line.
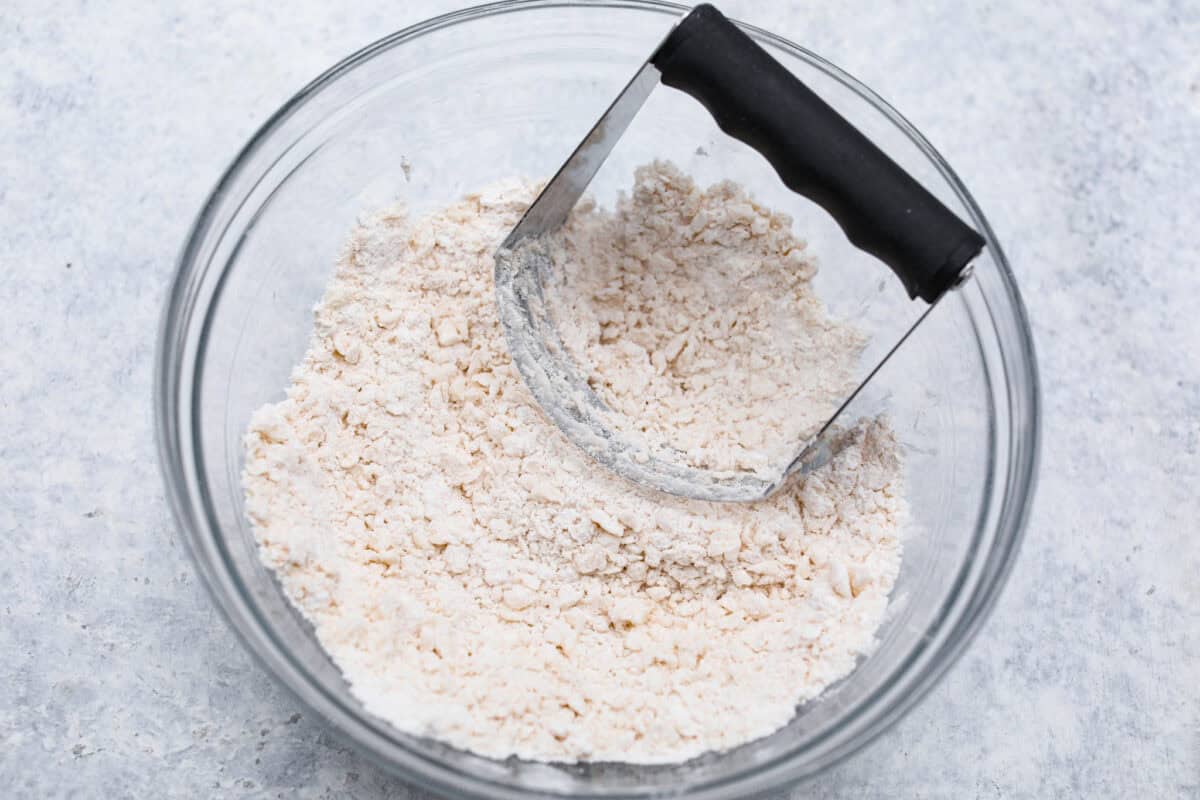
left=243, top=162, right=906, bottom=764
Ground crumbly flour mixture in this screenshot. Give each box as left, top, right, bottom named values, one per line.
left=243, top=162, right=906, bottom=763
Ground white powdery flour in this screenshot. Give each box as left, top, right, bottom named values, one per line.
left=243, top=162, right=906, bottom=764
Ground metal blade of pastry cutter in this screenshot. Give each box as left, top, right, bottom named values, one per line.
left=493, top=14, right=974, bottom=503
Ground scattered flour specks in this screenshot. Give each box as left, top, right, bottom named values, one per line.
left=242, top=162, right=906, bottom=764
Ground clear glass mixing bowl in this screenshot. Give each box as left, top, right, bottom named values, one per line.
left=155, top=2, right=1041, bottom=796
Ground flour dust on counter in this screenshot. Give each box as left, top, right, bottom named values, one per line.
left=242, top=162, right=907, bottom=763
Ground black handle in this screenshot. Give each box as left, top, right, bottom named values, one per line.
left=651, top=5, right=984, bottom=303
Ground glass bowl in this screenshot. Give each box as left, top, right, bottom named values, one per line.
left=155, top=1, right=1041, bottom=797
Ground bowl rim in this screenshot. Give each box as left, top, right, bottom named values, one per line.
left=155, top=1, right=1042, bottom=797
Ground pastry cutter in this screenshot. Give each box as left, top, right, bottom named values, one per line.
left=494, top=4, right=985, bottom=502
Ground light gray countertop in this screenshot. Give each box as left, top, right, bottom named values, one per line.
left=2, top=1, right=1197, bottom=797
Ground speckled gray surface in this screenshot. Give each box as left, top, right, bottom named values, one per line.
left=2, top=1, right=1198, bottom=797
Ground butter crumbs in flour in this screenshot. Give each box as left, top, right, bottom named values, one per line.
left=243, top=162, right=906, bottom=764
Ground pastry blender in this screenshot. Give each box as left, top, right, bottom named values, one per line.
left=494, top=4, right=984, bottom=502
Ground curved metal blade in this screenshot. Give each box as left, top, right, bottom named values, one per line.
left=493, top=9, right=964, bottom=502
